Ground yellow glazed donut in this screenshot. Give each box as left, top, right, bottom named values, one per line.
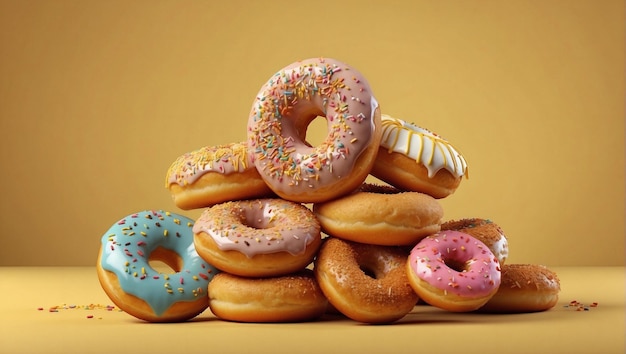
left=313, top=183, right=443, bottom=246
left=371, top=115, right=468, bottom=198
left=166, top=142, right=273, bottom=210
left=193, top=199, right=322, bottom=278
left=314, top=237, right=419, bottom=323
left=479, top=264, right=560, bottom=313
left=208, top=270, right=328, bottom=323
left=441, top=218, right=509, bottom=265
left=247, top=57, right=382, bottom=203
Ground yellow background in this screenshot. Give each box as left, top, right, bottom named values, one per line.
left=0, top=0, right=623, bottom=266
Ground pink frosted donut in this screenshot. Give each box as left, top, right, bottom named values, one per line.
left=247, top=58, right=382, bottom=203
left=165, top=142, right=273, bottom=210
left=192, top=198, right=322, bottom=278
left=406, top=231, right=501, bottom=312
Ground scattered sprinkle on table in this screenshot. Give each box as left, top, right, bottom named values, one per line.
left=565, top=300, right=598, bottom=311
left=38, top=303, right=122, bottom=318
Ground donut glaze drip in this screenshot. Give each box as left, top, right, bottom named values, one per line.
left=99, top=210, right=219, bottom=316
left=408, top=231, right=501, bottom=298
left=193, top=199, right=320, bottom=258
left=380, top=115, right=468, bottom=178
left=166, top=142, right=251, bottom=186
left=247, top=58, right=379, bottom=198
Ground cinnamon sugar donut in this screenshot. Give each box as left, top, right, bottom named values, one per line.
left=314, top=237, right=418, bottom=323
left=371, top=115, right=468, bottom=198
left=313, top=183, right=443, bottom=246
left=247, top=57, right=382, bottom=203
left=193, top=199, right=322, bottom=277
left=166, top=142, right=273, bottom=209
left=441, top=218, right=508, bottom=265
left=479, top=264, right=560, bottom=313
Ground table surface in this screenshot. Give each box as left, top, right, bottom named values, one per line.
left=0, top=266, right=624, bottom=354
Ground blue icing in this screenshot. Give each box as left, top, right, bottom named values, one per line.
left=100, top=210, right=219, bottom=316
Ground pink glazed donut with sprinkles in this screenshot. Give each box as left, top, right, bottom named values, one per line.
left=193, top=198, right=322, bottom=278
left=165, top=142, right=273, bottom=210
left=406, top=231, right=501, bottom=312
left=247, top=57, right=382, bottom=203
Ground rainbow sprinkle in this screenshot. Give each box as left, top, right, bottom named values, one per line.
left=564, top=300, right=598, bottom=311
left=247, top=58, right=375, bottom=189
left=39, top=303, right=122, bottom=319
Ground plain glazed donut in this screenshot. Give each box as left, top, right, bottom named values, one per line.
left=313, top=183, right=443, bottom=246
left=371, top=115, right=468, bottom=198
left=479, top=264, right=560, bottom=313
left=314, top=237, right=419, bottom=323
left=193, top=198, right=322, bottom=277
left=165, top=142, right=273, bottom=210
left=97, top=210, right=219, bottom=322
left=208, top=270, right=328, bottom=323
left=406, top=231, right=501, bottom=312
left=441, top=218, right=509, bottom=265
left=247, top=57, right=382, bottom=203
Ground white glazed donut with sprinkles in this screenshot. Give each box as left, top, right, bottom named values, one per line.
left=247, top=57, right=382, bottom=203
left=97, top=210, right=220, bottom=322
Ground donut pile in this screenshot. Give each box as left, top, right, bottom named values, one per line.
left=97, top=57, right=560, bottom=324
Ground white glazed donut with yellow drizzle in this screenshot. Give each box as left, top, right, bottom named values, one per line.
left=370, top=115, right=468, bottom=198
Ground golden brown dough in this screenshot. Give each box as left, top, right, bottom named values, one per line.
left=313, top=183, right=443, bottom=246
left=314, top=237, right=419, bottom=323
left=208, top=270, right=328, bottom=323
left=479, top=264, right=560, bottom=313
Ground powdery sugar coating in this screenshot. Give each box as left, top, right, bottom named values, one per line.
left=247, top=58, right=379, bottom=199
left=192, top=199, right=320, bottom=258
left=166, top=142, right=252, bottom=186
left=408, top=231, right=501, bottom=298
left=380, top=115, right=468, bottom=178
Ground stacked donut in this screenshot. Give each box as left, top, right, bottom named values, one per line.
left=97, top=57, right=560, bottom=324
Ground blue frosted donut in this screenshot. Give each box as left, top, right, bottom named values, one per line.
left=97, top=210, right=219, bottom=322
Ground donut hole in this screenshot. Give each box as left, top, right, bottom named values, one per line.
left=302, top=115, right=327, bottom=147
left=359, top=265, right=378, bottom=279
left=240, top=213, right=271, bottom=229
left=148, top=246, right=184, bottom=274
left=445, top=259, right=468, bottom=273
left=357, top=255, right=386, bottom=279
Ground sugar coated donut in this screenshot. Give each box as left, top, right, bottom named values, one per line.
left=97, top=210, right=219, bottom=322
left=315, top=238, right=419, bottom=323
left=193, top=198, right=322, bottom=277
left=371, top=115, right=468, bottom=198
left=313, top=183, right=443, bottom=246
left=166, top=142, right=273, bottom=210
left=406, top=231, right=501, bottom=312
left=247, top=57, right=382, bottom=203
left=208, top=270, right=328, bottom=322
left=441, top=218, right=509, bottom=265
left=479, top=264, right=560, bottom=313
